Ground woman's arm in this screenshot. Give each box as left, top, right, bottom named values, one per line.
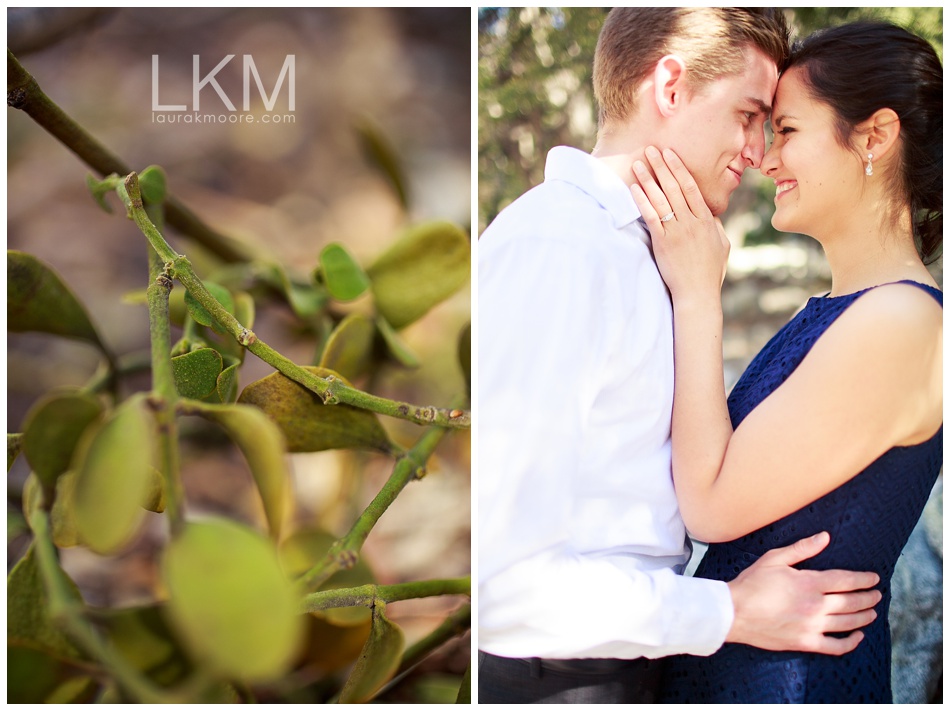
left=632, top=147, right=943, bottom=542
left=693, top=285, right=941, bottom=541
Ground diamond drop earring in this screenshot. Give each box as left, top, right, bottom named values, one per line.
left=865, top=153, right=873, bottom=177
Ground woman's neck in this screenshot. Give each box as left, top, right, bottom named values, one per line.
left=818, top=209, right=935, bottom=296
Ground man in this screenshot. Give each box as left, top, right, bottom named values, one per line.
left=478, top=8, right=881, bottom=703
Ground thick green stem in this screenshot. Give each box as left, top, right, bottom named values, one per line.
left=146, top=263, right=185, bottom=534
left=7, top=49, right=252, bottom=264
left=300, top=576, right=470, bottom=614
left=122, top=172, right=470, bottom=430
left=29, top=509, right=172, bottom=703
left=296, top=422, right=450, bottom=591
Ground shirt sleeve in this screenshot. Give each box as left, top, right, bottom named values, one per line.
left=477, top=230, right=734, bottom=660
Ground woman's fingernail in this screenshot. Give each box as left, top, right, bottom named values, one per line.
left=633, top=161, right=646, bottom=173
left=646, top=145, right=660, bottom=159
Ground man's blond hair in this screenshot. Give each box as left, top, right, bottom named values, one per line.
left=593, top=8, right=790, bottom=127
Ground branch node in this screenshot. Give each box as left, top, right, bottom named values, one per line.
left=145, top=394, right=165, bottom=412
left=336, top=549, right=358, bottom=570
left=8, top=86, right=27, bottom=109
left=322, top=375, right=342, bottom=405
left=238, top=328, right=257, bottom=347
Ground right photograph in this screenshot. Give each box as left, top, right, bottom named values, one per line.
left=476, top=7, right=942, bottom=704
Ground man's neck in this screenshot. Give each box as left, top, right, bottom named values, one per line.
left=590, top=121, right=653, bottom=188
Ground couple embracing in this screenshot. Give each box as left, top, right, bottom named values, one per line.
left=478, top=8, right=941, bottom=704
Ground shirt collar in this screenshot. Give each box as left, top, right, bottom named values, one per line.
left=544, top=146, right=642, bottom=230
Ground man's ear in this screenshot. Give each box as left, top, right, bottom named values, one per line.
left=653, top=54, right=688, bottom=117
left=858, top=108, right=901, bottom=162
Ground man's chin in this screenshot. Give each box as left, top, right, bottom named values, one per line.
left=707, top=194, right=729, bottom=217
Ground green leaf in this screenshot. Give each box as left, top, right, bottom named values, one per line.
left=338, top=601, right=405, bottom=703
left=319, top=243, right=371, bottom=301
left=238, top=367, right=393, bottom=454
left=23, top=472, right=83, bottom=548
left=376, top=316, right=421, bottom=368
left=356, top=116, right=409, bottom=209
left=43, top=676, right=98, bottom=704
left=7, top=647, right=97, bottom=703
left=233, top=290, right=256, bottom=330
left=458, top=321, right=471, bottom=397
left=319, top=313, right=377, bottom=380
left=73, top=395, right=155, bottom=555
left=261, top=263, right=327, bottom=320
left=456, top=663, right=472, bottom=704
left=194, top=404, right=290, bottom=538
left=8, top=250, right=105, bottom=349
left=98, top=605, right=191, bottom=686
left=184, top=281, right=234, bottom=332
left=298, top=615, right=372, bottom=673
left=215, top=361, right=240, bottom=403
left=137, top=165, right=167, bottom=205
left=143, top=467, right=166, bottom=514
left=161, top=518, right=304, bottom=682
left=22, top=390, right=103, bottom=498
left=8, top=433, right=23, bottom=471
left=171, top=348, right=223, bottom=400
left=367, top=221, right=470, bottom=329
left=7, top=544, right=86, bottom=661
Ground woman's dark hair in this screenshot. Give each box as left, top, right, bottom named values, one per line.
left=787, top=21, right=943, bottom=264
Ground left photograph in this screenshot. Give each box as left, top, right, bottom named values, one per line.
left=8, top=7, right=471, bottom=704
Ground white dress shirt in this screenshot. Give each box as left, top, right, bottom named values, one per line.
left=478, top=146, right=734, bottom=660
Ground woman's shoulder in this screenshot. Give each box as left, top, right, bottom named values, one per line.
left=816, top=280, right=941, bottom=415
left=845, top=281, right=942, bottom=334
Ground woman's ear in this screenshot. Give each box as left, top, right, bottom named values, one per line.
left=859, top=107, right=901, bottom=161
left=653, top=55, right=688, bottom=118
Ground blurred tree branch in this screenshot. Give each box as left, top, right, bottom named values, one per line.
left=7, top=49, right=256, bottom=264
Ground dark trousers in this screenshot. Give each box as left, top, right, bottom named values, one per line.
left=477, top=651, right=665, bottom=704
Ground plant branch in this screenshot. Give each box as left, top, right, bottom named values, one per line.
left=29, top=508, right=172, bottom=703
left=296, top=420, right=452, bottom=591
left=146, top=253, right=185, bottom=534
left=7, top=49, right=252, bottom=263
left=398, top=604, right=471, bottom=674
left=122, top=172, right=471, bottom=430
left=299, top=576, right=470, bottom=614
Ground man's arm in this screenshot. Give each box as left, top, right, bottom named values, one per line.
left=726, top=531, right=881, bottom=654
left=479, top=230, right=734, bottom=659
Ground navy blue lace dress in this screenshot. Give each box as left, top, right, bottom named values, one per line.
left=659, top=281, right=943, bottom=704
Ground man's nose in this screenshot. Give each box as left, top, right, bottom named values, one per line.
left=743, top=134, right=766, bottom=169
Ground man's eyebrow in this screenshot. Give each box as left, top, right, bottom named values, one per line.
left=745, top=97, right=772, bottom=115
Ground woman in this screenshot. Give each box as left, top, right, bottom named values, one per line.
left=630, top=22, right=942, bottom=703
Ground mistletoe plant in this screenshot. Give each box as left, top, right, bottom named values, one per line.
left=8, top=50, right=471, bottom=703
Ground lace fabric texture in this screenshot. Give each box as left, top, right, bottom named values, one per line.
left=659, top=281, right=943, bottom=704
